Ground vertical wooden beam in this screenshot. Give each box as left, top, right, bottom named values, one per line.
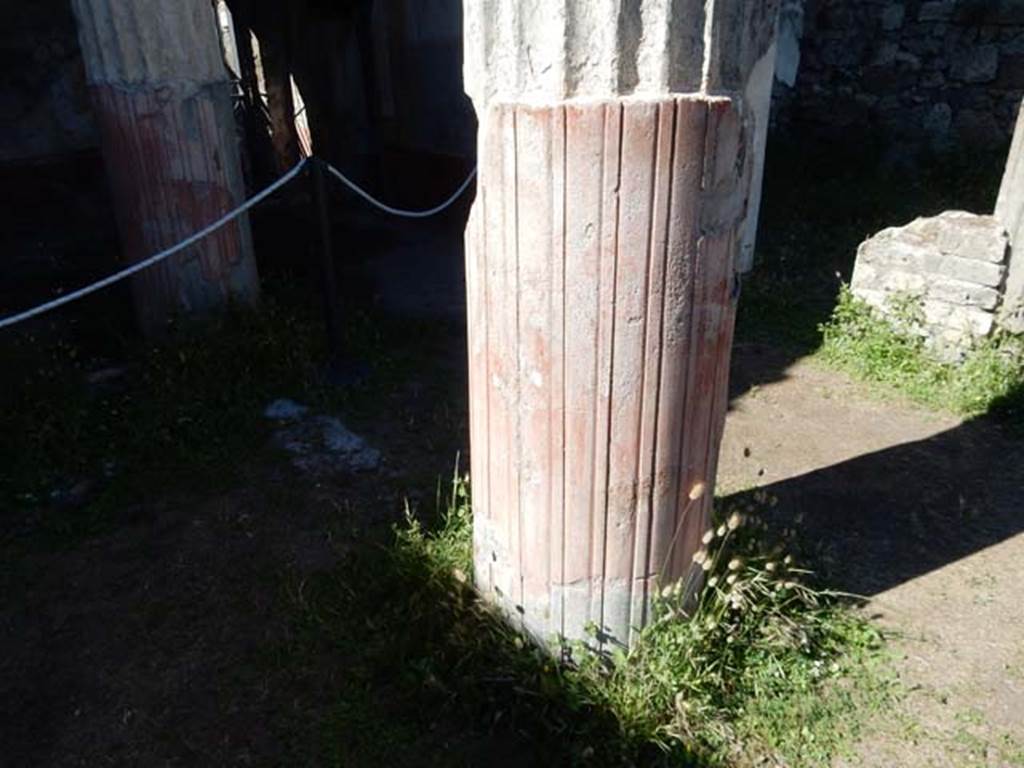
left=252, top=4, right=300, bottom=175
left=311, top=160, right=342, bottom=362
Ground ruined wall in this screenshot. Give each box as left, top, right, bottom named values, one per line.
left=773, top=0, right=1024, bottom=152
left=851, top=211, right=1011, bottom=356
left=0, top=0, right=96, bottom=163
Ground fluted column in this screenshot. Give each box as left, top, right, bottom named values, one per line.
left=464, top=0, right=780, bottom=272
left=70, top=0, right=259, bottom=335
left=464, top=1, right=778, bottom=647
left=996, top=98, right=1024, bottom=334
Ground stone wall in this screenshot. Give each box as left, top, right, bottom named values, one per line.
left=5, top=0, right=1020, bottom=166
left=773, top=0, right=1024, bottom=152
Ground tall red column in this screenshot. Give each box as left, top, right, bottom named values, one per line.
left=463, top=1, right=779, bottom=647
left=71, top=0, right=259, bottom=335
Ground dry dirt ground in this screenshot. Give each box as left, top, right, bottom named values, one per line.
left=720, top=344, right=1024, bottom=768
left=1, top=339, right=1021, bottom=766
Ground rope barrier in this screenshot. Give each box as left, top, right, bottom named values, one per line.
left=0, top=155, right=478, bottom=331
left=0, top=158, right=310, bottom=331
left=323, top=159, right=477, bottom=219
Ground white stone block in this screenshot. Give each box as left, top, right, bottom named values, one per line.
left=850, top=210, right=1011, bottom=354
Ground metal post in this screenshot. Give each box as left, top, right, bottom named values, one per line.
left=311, top=158, right=343, bottom=362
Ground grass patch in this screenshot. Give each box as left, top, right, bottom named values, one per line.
left=0, top=295, right=459, bottom=546
left=567, top=505, right=893, bottom=767
left=0, top=302, right=324, bottom=540
left=290, top=475, right=894, bottom=767
left=818, top=286, right=1024, bottom=421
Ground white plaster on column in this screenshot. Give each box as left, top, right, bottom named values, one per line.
left=215, top=1, right=241, bottom=80
left=702, top=0, right=781, bottom=271
left=70, top=0, right=227, bottom=87
left=465, top=0, right=780, bottom=273
left=996, top=98, right=1024, bottom=334
left=464, top=0, right=720, bottom=106
left=739, top=39, right=778, bottom=273
left=774, top=0, right=804, bottom=88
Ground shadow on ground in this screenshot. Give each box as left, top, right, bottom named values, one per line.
left=721, top=405, right=1024, bottom=597
left=0, top=300, right=692, bottom=767
left=723, top=138, right=1023, bottom=599
left=0, top=127, right=1018, bottom=767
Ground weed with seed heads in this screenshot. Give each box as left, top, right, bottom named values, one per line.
left=332, top=475, right=896, bottom=767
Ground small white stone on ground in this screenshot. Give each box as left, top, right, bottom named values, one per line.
left=265, top=402, right=380, bottom=474
left=316, top=416, right=381, bottom=471
left=264, top=399, right=310, bottom=421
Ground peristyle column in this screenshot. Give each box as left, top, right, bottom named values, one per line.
left=463, top=0, right=780, bottom=647
left=71, top=0, right=259, bottom=335
left=996, top=98, right=1024, bottom=334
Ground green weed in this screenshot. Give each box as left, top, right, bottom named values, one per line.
left=569, top=504, right=892, bottom=766
left=818, top=286, right=1024, bottom=420
left=298, top=474, right=894, bottom=767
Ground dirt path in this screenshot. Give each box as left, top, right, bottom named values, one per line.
left=719, top=344, right=1024, bottom=767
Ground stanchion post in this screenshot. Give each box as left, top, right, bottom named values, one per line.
left=311, top=158, right=343, bottom=362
